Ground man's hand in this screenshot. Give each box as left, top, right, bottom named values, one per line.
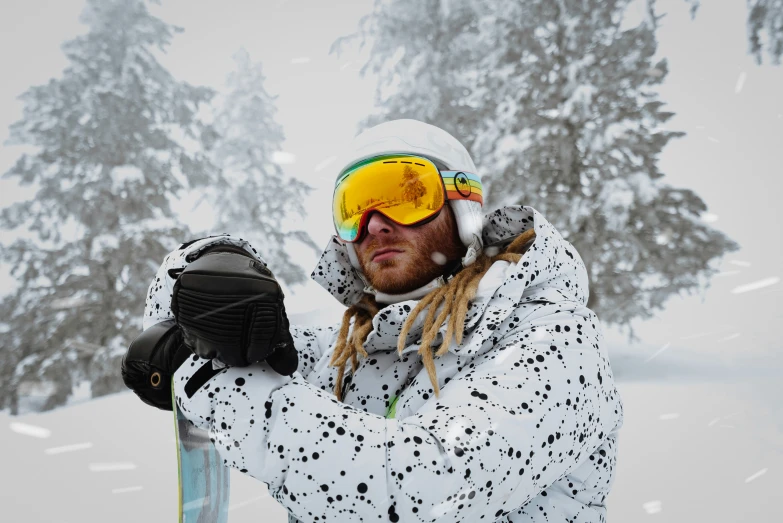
left=170, top=251, right=299, bottom=376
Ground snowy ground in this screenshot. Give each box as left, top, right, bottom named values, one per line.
left=2, top=345, right=781, bottom=523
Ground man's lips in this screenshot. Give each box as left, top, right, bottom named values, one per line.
left=371, top=247, right=404, bottom=262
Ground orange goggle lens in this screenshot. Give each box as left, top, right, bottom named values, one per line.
left=332, top=155, right=482, bottom=242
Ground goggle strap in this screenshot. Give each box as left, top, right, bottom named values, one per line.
left=440, top=170, right=484, bottom=205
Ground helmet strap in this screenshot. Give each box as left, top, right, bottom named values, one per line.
left=461, top=236, right=481, bottom=267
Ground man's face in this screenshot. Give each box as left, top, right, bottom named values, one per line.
left=354, top=204, right=466, bottom=295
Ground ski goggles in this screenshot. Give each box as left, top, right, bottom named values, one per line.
left=332, top=154, right=483, bottom=243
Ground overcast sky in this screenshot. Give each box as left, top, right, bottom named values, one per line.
left=0, top=0, right=781, bottom=364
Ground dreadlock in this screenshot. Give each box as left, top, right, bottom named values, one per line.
left=328, top=228, right=536, bottom=401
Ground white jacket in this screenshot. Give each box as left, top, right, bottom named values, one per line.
left=144, top=206, right=624, bottom=522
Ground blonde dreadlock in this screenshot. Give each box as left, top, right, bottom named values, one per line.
left=328, top=293, right=379, bottom=401
left=328, top=228, right=536, bottom=401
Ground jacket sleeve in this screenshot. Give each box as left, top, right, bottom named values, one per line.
left=172, top=304, right=623, bottom=522
left=289, top=324, right=340, bottom=382
left=142, top=234, right=333, bottom=379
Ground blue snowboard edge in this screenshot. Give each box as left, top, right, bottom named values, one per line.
left=173, top=376, right=231, bottom=522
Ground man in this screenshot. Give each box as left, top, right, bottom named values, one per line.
left=123, top=119, right=624, bottom=522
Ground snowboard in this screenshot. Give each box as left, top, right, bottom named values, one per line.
left=172, top=377, right=231, bottom=522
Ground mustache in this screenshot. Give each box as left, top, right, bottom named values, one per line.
left=361, top=238, right=411, bottom=261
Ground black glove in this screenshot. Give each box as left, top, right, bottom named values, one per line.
left=121, top=319, right=192, bottom=411
left=170, top=250, right=298, bottom=376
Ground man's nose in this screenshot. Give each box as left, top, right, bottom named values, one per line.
left=365, top=211, right=395, bottom=236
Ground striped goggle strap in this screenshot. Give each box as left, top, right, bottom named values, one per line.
left=441, top=171, right=483, bottom=205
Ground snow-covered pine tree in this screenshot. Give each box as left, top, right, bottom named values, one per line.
left=207, top=49, right=316, bottom=285
left=335, top=0, right=739, bottom=339
left=685, top=0, right=783, bottom=64
left=331, top=0, right=488, bottom=144
left=0, top=0, right=217, bottom=413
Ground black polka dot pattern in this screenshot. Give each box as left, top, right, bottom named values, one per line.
left=163, top=206, right=624, bottom=522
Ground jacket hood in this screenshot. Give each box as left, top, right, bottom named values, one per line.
left=311, top=206, right=590, bottom=356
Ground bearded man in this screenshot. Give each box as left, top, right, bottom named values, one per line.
left=123, top=119, right=624, bottom=522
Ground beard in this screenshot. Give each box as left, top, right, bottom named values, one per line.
left=357, top=209, right=466, bottom=295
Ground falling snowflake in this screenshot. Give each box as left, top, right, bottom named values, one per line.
left=431, top=251, right=447, bottom=265
left=484, top=246, right=501, bottom=257
left=314, top=155, right=337, bottom=172
left=271, top=151, right=296, bottom=164
left=735, top=72, right=747, bottom=93
left=88, top=462, right=137, bottom=472
left=112, top=486, right=144, bottom=494
left=744, top=468, right=767, bottom=483
left=644, top=342, right=671, bottom=362
left=45, top=442, right=93, bottom=455
left=10, top=422, right=51, bottom=438
left=731, top=277, right=780, bottom=294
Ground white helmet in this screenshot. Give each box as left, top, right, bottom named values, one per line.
left=333, top=119, right=485, bottom=302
